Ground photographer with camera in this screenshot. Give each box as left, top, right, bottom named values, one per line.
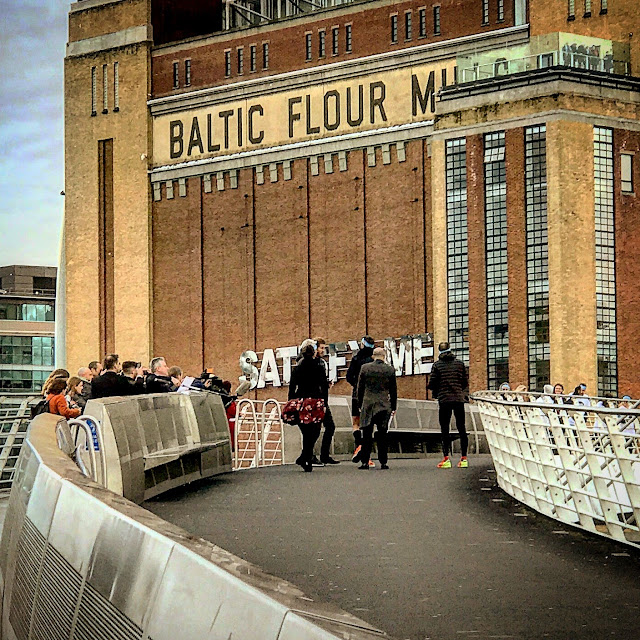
left=145, top=357, right=179, bottom=394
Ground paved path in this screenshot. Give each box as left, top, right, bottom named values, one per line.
left=144, top=456, right=640, bottom=640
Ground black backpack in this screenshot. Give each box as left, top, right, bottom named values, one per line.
left=30, top=398, right=51, bottom=419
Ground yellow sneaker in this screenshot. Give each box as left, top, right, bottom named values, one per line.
left=457, top=457, right=468, bottom=468
left=437, top=457, right=451, bottom=469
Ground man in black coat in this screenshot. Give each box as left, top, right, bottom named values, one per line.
left=356, top=347, right=397, bottom=470
left=145, top=357, right=178, bottom=393
left=91, top=354, right=140, bottom=399
left=346, top=336, right=374, bottom=462
left=428, top=341, right=469, bottom=469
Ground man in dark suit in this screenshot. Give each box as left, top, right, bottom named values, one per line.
left=356, top=347, right=397, bottom=470
left=91, top=354, right=141, bottom=399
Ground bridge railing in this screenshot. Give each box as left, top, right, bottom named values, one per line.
left=472, top=391, right=640, bottom=548
left=234, top=399, right=285, bottom=469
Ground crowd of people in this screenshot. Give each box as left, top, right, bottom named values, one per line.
left=35, top=355, right=242, bottom=441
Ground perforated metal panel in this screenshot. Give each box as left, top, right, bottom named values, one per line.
left=73, top=581, right=142, bottom=640
left=9, top=517, right=46, bottom=640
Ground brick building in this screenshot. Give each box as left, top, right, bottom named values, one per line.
left=63, top=0, right=640, bottom=399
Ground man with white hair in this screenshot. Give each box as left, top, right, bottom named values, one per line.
left=356, top=347, right=397, bottom=470
left=145, top=357, right=177, bottom=394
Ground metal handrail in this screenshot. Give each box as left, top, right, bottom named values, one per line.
left=67, top=416, right=107, bottom=486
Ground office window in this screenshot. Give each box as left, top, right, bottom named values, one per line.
left=319, top=30, right=326, bottom=57
left=262, top=42, right=269, bottom=69
left=594, top=128, right=617, bottom=395
left=345, top=24, right=352, bottom=52
left=482, top=0, right=489, bottom=24
left=250, top=45, right=256, bottom=71
left=237, top=47, right=244, bottom=74
left=390, top=15, right=398, bottom=43
left=433, top=6, right=441, bottom=35
left=404, top=11, right=412, bottom=40
left=113, top=62, right=119, bottom=111
left=172, top=61, right=179, bottom=89
left=621, top=154, right=634, bottom=192
left=184, top=59, right=191, bottom=86
left=91, top=66, right=97, bottom=116
left=0, top=303, right=55, bottom=322
left=484, top=132, right=509, bottom=389
left=419, top=8, right=427, bottom=37
left=225, top=50, right=231, bottom=76
left=0, top=336, right=55, bottom=367
left=497, top=0, right=504, bottom=21
left=332, top=27, right=339, bottom=55
left=568, top=0, right=575, bottom=19
left=446, top=138, right=469, bottom=365
left=600, top=0, right=608, bottom=13
left=305, top=33, right=312, bottom=60
left=0, top=369, right=50, bottom=392
left=525, top=125, right=550, bottom=391
left=584, top=0, right=592, bottom=16
left=102, top=64, right=108, bottom=112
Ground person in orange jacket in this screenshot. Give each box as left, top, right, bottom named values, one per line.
left=46, top=378, right=81, bottom=420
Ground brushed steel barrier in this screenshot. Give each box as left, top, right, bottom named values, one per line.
left=473, top=391, right=640, bottom=548
left=0, top=413, right=388, bottom=640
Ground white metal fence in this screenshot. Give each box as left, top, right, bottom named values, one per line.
left=233, top=399, right=285, bottom=470
left=473, top=391, right=640, bottom=548
left=0, top=395, right=36, bottom=492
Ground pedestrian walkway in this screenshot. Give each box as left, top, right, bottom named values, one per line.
left=145, top=456, right=640, bottom=640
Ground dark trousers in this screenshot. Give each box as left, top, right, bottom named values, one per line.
left=299, top=424, right=321, bottom=462
left=320, top=407, right=336, bottom=460
left=360, top=411, right=390, bottom=466
left=439, top=402, right=468, bottom=457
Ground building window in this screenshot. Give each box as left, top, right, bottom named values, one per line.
left=319, top=30, right=326, bottom=57
left=345, top=24, right=352, bottom=52
left=594, top=127, right=617, bottom=395
left=584, top=0, right=592, bottom=16
left=525, top=125, right=550, bottom=391
left=332, top=27, right=339, bottom=55
left=0, top=369, right=50, bottom=392
left=419, top=8, right=427, bottom=37
left=305, top=33, right=312, bottom=60
left=405, top=11, right=412, bottom=40
left=0, top=336, right=55, bottom=367
left=390, top=14, right=398, bottom=43
left=237, top=47, right=244, bottom=74
left=185, top=59, right=191, bottom=86
left=621, top=154, right=634, bottom=192
left=250, top=45, right=257, bottom=72
left=225, top=50, right=231, bottom=76
left=482, top=0, right=489, bottom=24
left=0, top=303, right=55, bottom=322
left=600, top=0, right=608, bottom=14
left=262, top=42, right=269, bottom=69
left=172, top=61, right=179, bottom=89
left=113, top=62, right=119, bottom=111
left=91, top=66, right=97, bottom=116
left=446, top=138, right=469, bottom=365
left=568, top=0, right=575, bottom=19
left=433, top=6, right=441, bottom=35
left=102, top=64, right=108, bottom=113
left=497, top=0, right=504, bottom=21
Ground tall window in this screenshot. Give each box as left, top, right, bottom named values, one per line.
left=185, top=59, right=191, bottom=86
left=621, top=154, right=634, bottom=192
left=497, top=0, right=504, bottom=21
left=332, top=27, right=339, bottom=55
left=345, top=24, right=353, bottom=52
left=433, top=6, right=441, bottom=35
left=91, top=66, right=97, bottom=116
left=482, top=0, right=489, bottom=24
left=390, top=15, right=398, bottom=43
left=172, top=61, right=179, bottom=89
left=102, top=64, right=108, bottom=112
left=250, top=45, right=257, bottom=71
left=0, top=336, right=54, bottom=366
left=225, top=50, right=231, bottom=76
left=568, top=0, right=575, bottom=19
left=319, top=30, right=326, bottom=57
left=0, top=303, right=55, bottom=322
left=305, top=33, right=312, bottom=60
left=446, top=138, right=469, bottom=365
left=600, top=0, right=608, bottom=13
left=237, top=47, right=244, bottom=74
left=584, top=0, right=592, bottom=16
left=262, top=42, right=269, bottom=69
left=484, top=132, right=509, bottom=389
left=594, top=128, right=618, bottom=395
left=419, top=8, right=427, bottom=37
left=405, top=11, right=412, bottom=40
left=113, top=61, right=119, bottom=111
left=525, top=126, right=550, bottom=391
